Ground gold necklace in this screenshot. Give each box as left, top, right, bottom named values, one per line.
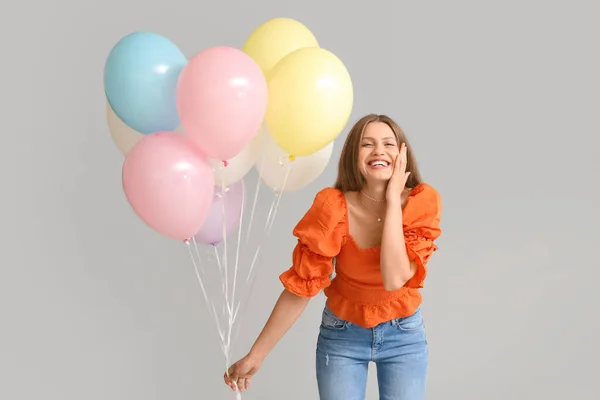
left=360, top=190, right=386, bottom=203
left=360, top=197, right=383, bottom=223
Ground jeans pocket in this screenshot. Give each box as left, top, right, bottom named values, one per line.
left=320, top=306, right=349, bottom=330
left=395, top=309, right=424, bottom=332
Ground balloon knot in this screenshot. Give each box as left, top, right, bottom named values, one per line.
left=288, top=155, right=296, bottom=162
left=222, top=160, right=229, bottom=167
left=184, top=238, right=190, bottom=244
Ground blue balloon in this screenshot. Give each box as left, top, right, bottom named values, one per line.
left=104, top=32, right=188, bottom=134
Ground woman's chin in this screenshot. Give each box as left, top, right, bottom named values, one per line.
left=364, top=174, right=392, bottom=184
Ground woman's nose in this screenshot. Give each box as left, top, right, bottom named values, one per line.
left=371, top=146, right=384, bottom=155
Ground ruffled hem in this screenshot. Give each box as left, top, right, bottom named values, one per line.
left=324, top=284, right=423, bottom=328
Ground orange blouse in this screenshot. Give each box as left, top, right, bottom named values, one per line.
left=279, top=183, right=442, bottom=328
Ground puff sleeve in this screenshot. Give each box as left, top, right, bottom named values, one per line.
left=402, top=184, right=442, bottom=288
left=279, top=187, right=347, bottom=297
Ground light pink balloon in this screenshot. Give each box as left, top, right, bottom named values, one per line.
left=122, top=131, right=215, bottom=240
left=176, top=46, right=268, bottom=161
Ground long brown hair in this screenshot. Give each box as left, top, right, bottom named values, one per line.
left=334, top=114, right=423, bottom=192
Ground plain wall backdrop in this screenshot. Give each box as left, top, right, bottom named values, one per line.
left=1, top=0, right=598, bottom=399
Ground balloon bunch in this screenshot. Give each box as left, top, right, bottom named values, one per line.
left=105, top=18, right=353, bottom=243
left=104, top=17, right=353, bottom=397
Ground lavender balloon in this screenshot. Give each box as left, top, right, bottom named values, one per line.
left=193, top=180, right=245, bottom=245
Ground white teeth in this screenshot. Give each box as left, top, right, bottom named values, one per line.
left=369, top=161, right=388, bottom=167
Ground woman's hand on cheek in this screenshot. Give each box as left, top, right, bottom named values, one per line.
left=385, top=143, right=410, bottom=205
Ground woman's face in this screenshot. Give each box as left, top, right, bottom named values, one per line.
left=357, top=122, right=400, bottom=184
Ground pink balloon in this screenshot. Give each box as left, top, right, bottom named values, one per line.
left=122, top=131, right=215, bottom=240
left=176, top=46, right=268, bottom=161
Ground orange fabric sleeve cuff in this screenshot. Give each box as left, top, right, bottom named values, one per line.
left=402, top=184, right=443, bottom=288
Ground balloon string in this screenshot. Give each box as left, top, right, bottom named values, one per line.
left=229, top=162, right=291, bottom=355
left=219, top=168, right=233, bottom=320
left=230, top=193, right=276, bottom=340
left=229, top=179, right=246, bottom=331
left=208, top=220, right=227, bottom=312
left=245, top=124, right=265, bottom=247
left=185, top=240, right=225, bottom=346
left=193, top=239, right=228, bottom=346
left=236, top=190, right=276, bottom=291
left=245, top=168, right=262, bottom=247
left=213, top=243, right=232, bottom=318
left=266, top=162, right=292, bottom=234
left=218, top=167, right=241, bottom=370
left=243, top=159, right=291, bottom=289
left=203, top=134, right=291, bottom=399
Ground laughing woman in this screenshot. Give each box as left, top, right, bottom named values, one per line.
left=224, top=114, right=442, bottom=400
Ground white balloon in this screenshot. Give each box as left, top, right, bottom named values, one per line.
left=106, top=101, right=144, bottom=155
left=255, top=128, right=334, bottom=192
left=106, top=100, right=184, bottom=156
left=209, top=135, right=259, bottom=187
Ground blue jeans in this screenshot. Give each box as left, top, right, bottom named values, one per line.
left=315, top=305, right=428, bottom=400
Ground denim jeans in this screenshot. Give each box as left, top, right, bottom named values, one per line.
left=315, top=305, right=428, bottom=400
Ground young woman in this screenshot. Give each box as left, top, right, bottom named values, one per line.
left=224, top=114, right=442, bottom=400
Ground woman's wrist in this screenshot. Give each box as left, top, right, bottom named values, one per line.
left=386, top=200, right=403, bottom=215
left=248, top=344, right=268, bottom=363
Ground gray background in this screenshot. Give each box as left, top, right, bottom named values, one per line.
left=2, top=0, right=598, bottom=399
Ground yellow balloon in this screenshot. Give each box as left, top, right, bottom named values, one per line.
left=242, top=17, right=319, bottom=78
left=265, top=47, right=354, bottom=157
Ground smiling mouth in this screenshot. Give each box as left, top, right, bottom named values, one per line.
left=367, top=160, right=390, bottom=168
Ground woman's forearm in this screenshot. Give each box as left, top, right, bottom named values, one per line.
left=380, top=203, right=416, bottom=291
left=248, top=289, right=310, bottom=361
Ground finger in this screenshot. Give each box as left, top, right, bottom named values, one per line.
left=236, top=377, right=246, bottom=391
left=246, top=377, right=252, bottom=390
left=224, top=372, right=234, bottom=388
left=399, top=144, right=407, bottom=170
left=225, top=367, right=238, bottom=391
left=224, top=376, right=235, bottom=391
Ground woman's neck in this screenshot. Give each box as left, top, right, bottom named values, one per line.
left=361, top=182, right=387, bottom=203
